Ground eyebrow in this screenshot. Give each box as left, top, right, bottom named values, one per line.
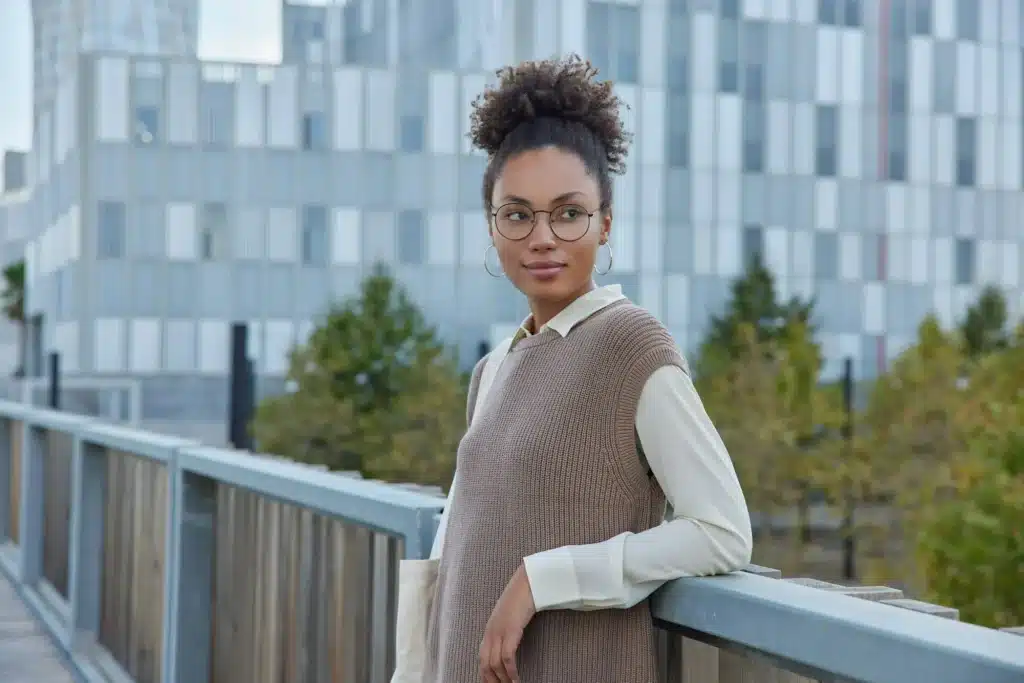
left=499, top=191, right=586, bottom=206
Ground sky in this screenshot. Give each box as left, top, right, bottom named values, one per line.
left=0, top=0, right=282, bottom=156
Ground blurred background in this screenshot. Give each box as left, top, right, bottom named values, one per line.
left=0, top=0, right=1021, bottom=629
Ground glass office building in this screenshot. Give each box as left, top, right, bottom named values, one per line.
left=6, top=0, right=1024, bottom=438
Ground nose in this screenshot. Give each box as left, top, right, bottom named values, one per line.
left=527, top=213, right=557, bottom=250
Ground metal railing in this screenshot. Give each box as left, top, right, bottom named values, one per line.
left=0, top=400, right=1020, bottom=683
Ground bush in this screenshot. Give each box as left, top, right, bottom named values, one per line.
left=252, top=264, right=466, bottom=488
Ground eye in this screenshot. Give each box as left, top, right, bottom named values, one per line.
left=498, top=204, right=533, bottom=222
left=555, top=205, right=586, bottom=221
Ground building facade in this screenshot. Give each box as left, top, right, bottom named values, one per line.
left=13, top=0, right=1024, bottom=438
left=281, top=0, right=520, bottom=71
left=32, top=0, right=199, bottom=108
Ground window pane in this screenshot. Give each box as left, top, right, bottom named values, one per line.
left=399, top=115, right=424, bottom=152
left=743, top=64, right=764, bottom=101
left=842, top=0, right=862, bottom=27
left=818, top=0, right=839, bottom=24
left=741, top=224, right=764, bottom=267
left=201, top=202, right=228, bottom=260
left=815, top=232, right=838, bottom=279
left=668, top=94, right=689, bottom=168
left=97, top=201, right=126, bottom=259
left=397, top=210, right=424, bottom=265
left=912, top=0, right=932, bottom=34
left=200, top=82, right=234, bottom=146
left=955, top=117, right=976, bottom=187
left=954, top=237, right=974, bottom=284
left=586, top=2, right=611, bottom=78
left=956, top=0, right=978, bottom=40
left=134, top=106, right=160, bottom=145
left=815, top=106, right=838, bottom=176
left=743, top=104, right=764, bottom=173
left=301, top=205, right=328, bottom=266
left=302, top=111, right=327, bottom=150
left=614, top=6, right=641, bottom=83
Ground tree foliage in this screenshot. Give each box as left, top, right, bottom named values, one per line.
left=695, top=258, right=839, bottom=572
left=252, top=264, right=466, bottom=488
left=959, top=284, right=1009, bottom=359
left=857, top=306, right=1024, bottom=625
left=1, top=260, right=24, bottom=324
left=695, top=252, right=815, bottom=380
left=698, top=259, right=1024, bottom=622
left=859, top=316, right=965, bottom=505
left=2, top=260, right=26, bottom=377
left=915, top=420, right=1024, bottom=628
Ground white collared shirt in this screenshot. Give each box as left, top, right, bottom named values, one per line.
left=430, top=285, right=753, bottom=611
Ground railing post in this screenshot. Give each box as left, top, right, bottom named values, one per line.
left=162, top=459, right=216, bottom=683
left=18, top=422, right=45, bottom=585
left=0, top=418, right=11, bottom=542
left=66, top=438, right=107, bottom=650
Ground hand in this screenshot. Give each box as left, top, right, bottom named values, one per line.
left=479, top=564, right=536, bottom=683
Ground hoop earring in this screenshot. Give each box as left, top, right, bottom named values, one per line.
left=484, top=245, right=505, bottom=278
left=594, top=242, right=614, bottom=275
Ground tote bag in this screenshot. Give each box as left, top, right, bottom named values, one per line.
left=390, top=338, right=511, bottom=682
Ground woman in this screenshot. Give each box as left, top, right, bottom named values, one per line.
left=424, top=55, right=752, bottom=683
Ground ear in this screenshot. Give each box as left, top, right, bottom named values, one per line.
left=600, top=209, right=613, bottom=244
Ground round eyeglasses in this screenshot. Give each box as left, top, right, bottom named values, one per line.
left=490, top=203, right=599, bottom=242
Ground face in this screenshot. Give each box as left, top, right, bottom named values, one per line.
left=489, top=146, right=611, bottom=308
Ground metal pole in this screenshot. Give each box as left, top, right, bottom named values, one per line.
left=841, top=357, right=855, bottom=581
left=227, top=323, right=253, bottom=451
left=47, top=351, right=60, bottom=410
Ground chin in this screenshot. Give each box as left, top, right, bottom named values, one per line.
left=515, top=272, right=575, bottom=299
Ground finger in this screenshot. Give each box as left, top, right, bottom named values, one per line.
left=479, top=639, right=496, bottom=683
left=502, top=640, right=520, bottom=683
left=490, top=639, right=513, bottom=683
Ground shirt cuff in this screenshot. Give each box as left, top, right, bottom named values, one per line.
left=523, top=533, right=630, bottom=611
left=522, top=546, right=581, bottom=611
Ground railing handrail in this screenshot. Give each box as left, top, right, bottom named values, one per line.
left=177, top=445, right=445, bottom=557
left=0, top=401, right=1022, bottom=683
left=652, top=572, right=1024, bottom=683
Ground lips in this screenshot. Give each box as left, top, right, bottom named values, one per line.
left=523, top=261, right=566, bottom=280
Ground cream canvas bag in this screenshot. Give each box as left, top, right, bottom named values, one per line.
left=390, top=338, right=511, bottom=682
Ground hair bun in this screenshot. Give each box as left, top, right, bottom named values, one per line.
left=469, top=54, right=630, bottom=174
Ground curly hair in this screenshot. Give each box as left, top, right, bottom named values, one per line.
left=469, top=54, right=632, bottom=210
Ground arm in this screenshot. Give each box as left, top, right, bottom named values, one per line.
left=523, top=364, right=753, bottom=611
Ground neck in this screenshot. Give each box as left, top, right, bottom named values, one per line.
left=527, top=281, right=596, bottom=332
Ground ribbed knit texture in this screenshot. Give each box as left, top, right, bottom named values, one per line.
left=424, top=300, right=687, bottom=683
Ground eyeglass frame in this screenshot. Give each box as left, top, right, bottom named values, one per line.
left=488, top=201, right=609, bottom=243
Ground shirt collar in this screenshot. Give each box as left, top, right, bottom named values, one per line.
left=515, top=284, right=625, bottom=342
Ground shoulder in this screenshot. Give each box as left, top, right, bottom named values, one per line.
left=470, top=335, right=514, bottom=385
left=594, top=303, right=691, bottom=376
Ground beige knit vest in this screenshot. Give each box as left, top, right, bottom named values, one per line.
left=424, top=300, right=687, bottom=683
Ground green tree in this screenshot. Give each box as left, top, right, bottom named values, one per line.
left=959, top=285, right=1009, bottom=359
left=252, top=263, right=466, bottom=488
left=699, top=320, right=840, bottom=572
left=911, top=339, right=1024, bottom=627
left=695, top=252, right=815, bottom=380
left=840, top=316, right=966, bottom=585
left=1, top=261, right=26, bottom=377
left=915, top=423, right=1024, bottom=628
